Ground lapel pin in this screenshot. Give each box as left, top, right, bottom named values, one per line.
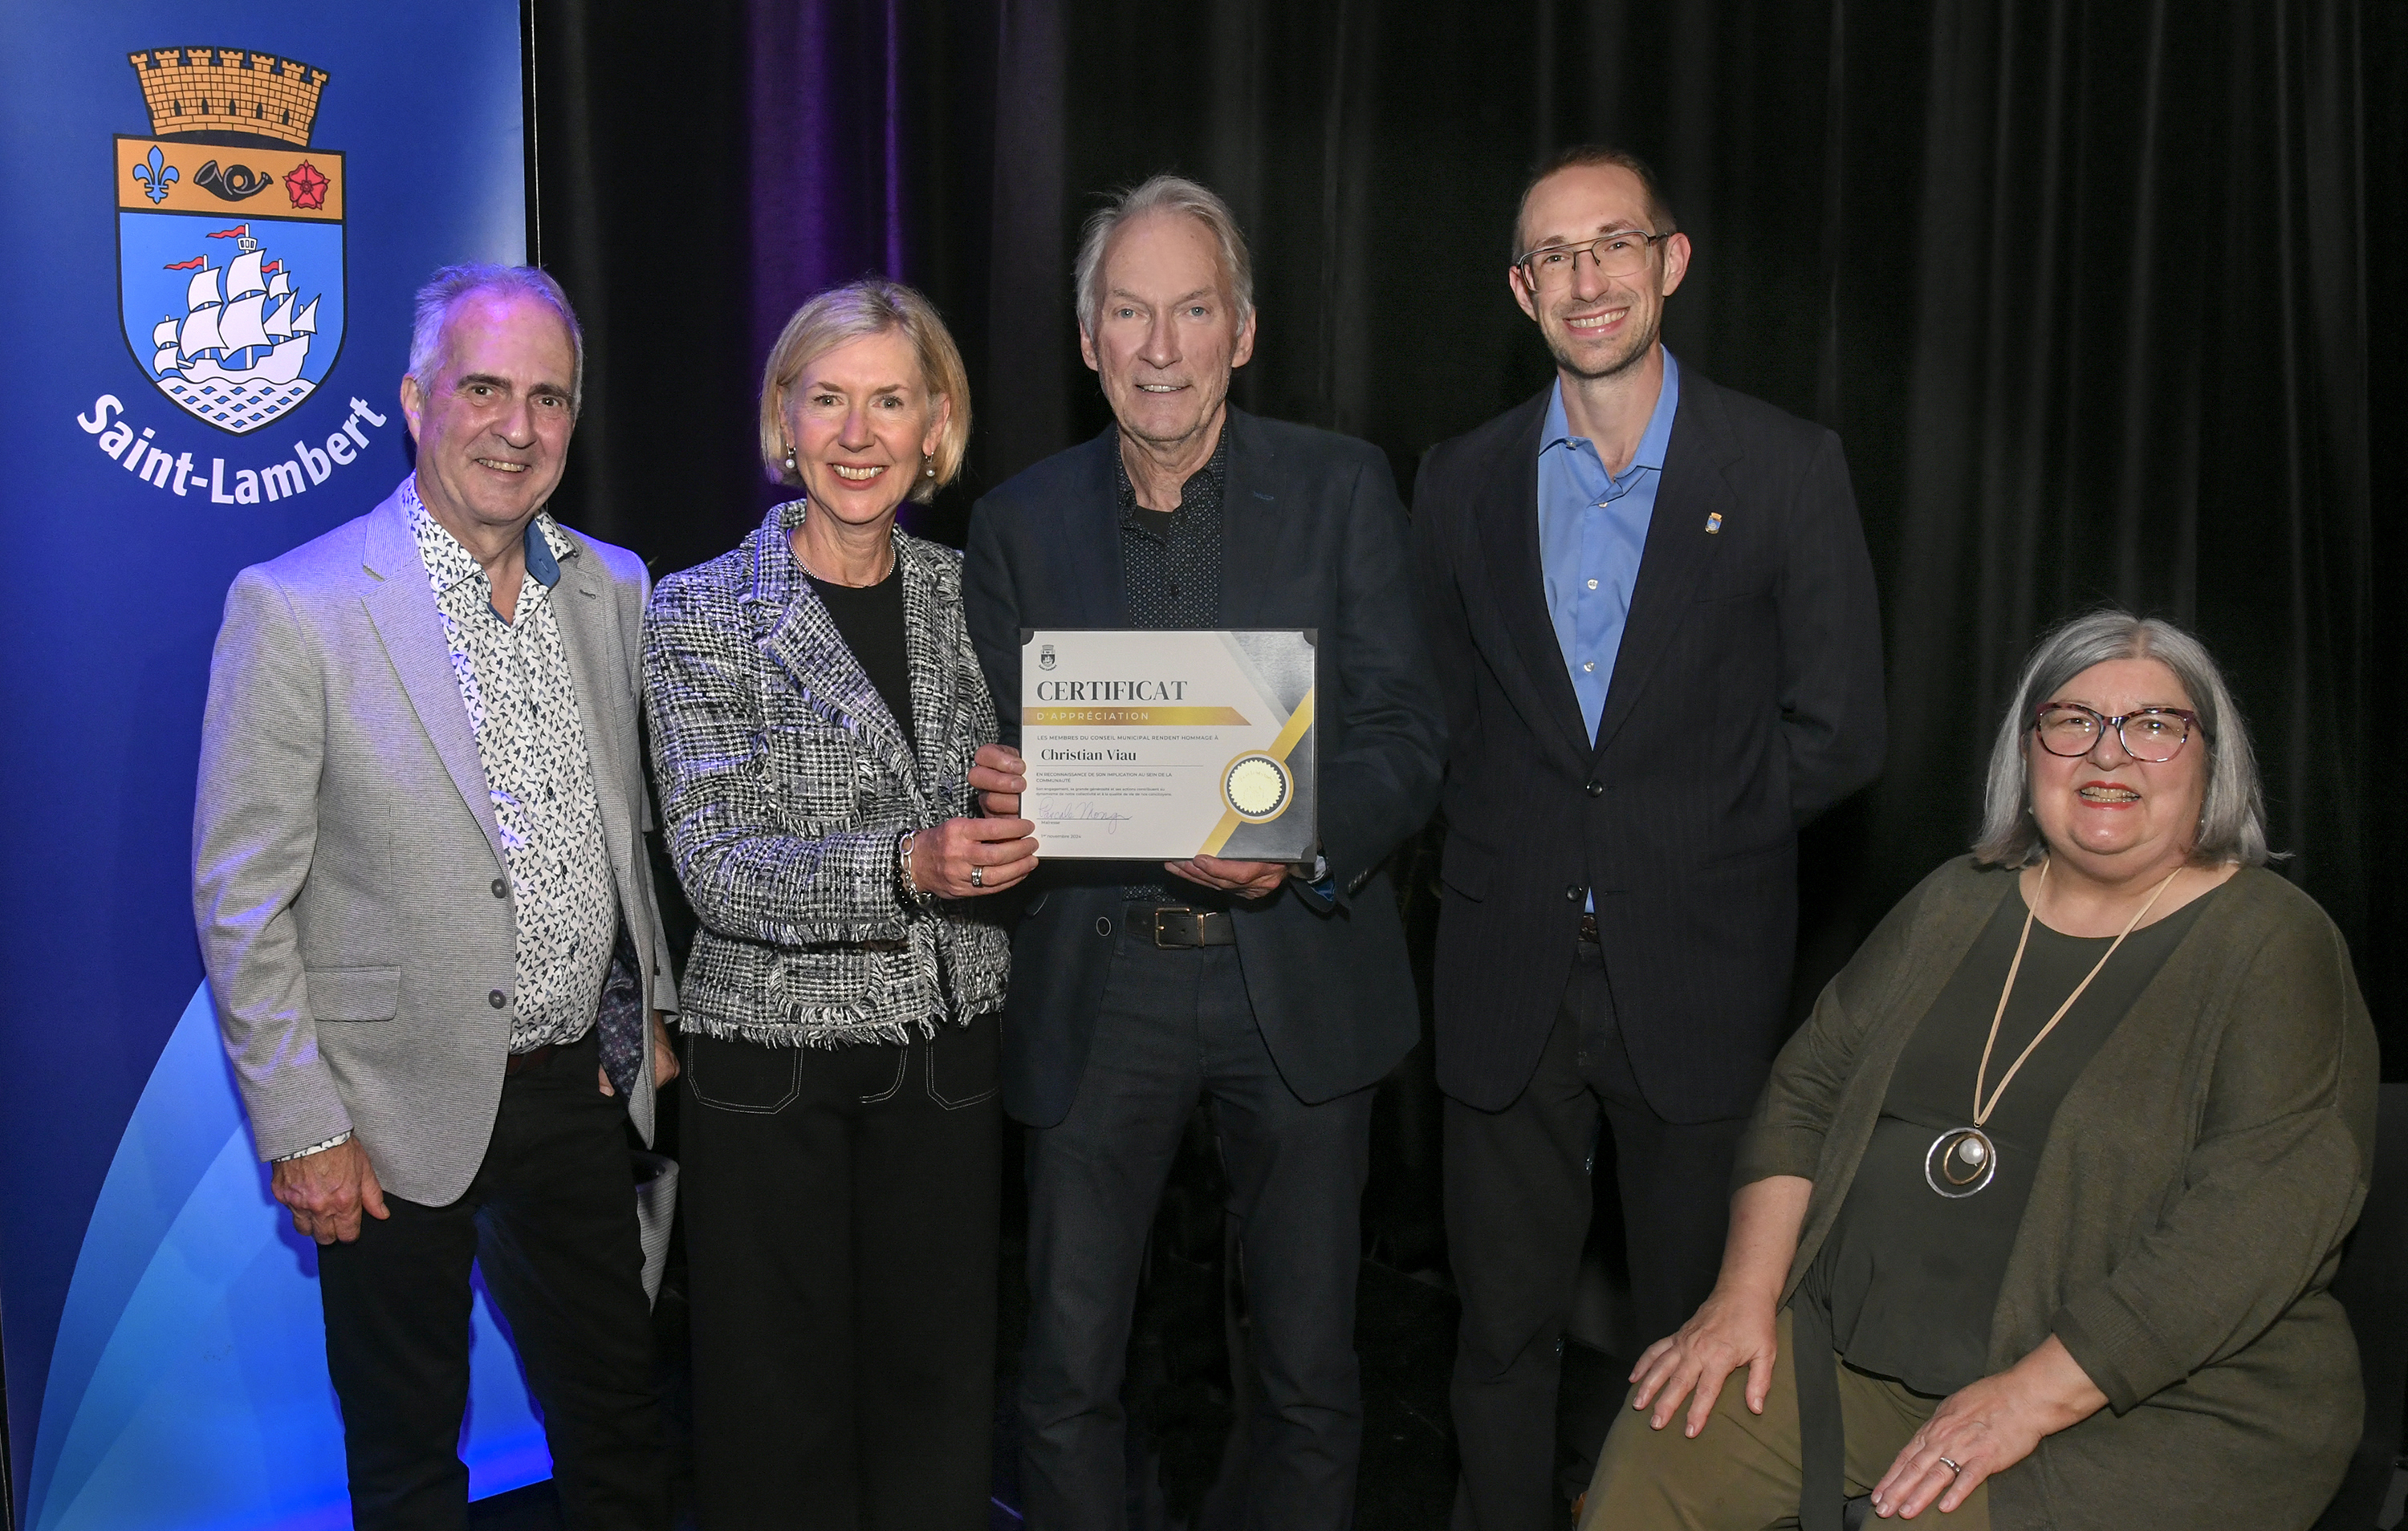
left=1705, top=512, right=1723, bottom=535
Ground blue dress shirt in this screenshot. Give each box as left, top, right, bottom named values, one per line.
left=1536, top=348, right=1681, bottom=745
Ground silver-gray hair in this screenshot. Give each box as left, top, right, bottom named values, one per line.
left=1974, top=609, right=2270, bottom=867
left=1072, top=175, right=1255, bottom=335
left=407, top=263, right=585, bottom=412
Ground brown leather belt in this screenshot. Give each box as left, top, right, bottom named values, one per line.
left=1133, top=906, right=1238, bottom=948
left=504, top=1042, right=559, bottom=1077
left=1578, top=912, right=1601, bottom=945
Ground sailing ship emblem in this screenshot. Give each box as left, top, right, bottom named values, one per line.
left=115, top=48, right=345, bottom=434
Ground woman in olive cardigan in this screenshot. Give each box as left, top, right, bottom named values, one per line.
left=1580, top=611, right=2377, bottom=1531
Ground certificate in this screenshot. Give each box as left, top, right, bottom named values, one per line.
left=1020, top=628, right=1317, bottom=861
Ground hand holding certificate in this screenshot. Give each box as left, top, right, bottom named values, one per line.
left=1015, top=629, right=1318, bottom=863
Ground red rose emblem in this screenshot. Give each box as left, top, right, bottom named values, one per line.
left=283, top=161, right=329, bottom=211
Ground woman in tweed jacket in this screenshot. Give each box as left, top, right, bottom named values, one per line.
left=642, top=280, right=1035, bottom=1530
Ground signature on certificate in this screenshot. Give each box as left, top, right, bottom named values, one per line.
left=1054, top=802, right=1133, bottom=825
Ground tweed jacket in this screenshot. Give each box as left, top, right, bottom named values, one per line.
left=1739, top=858, right=2377, bottom=1531
left=643, top=502, right=1010, bottom=1049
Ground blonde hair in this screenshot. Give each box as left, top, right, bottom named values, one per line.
left=757, top=279, right=971, bottom=504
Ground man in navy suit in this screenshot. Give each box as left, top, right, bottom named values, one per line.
left=1412, top=147, right=1888, bottom=1529
left=965, top=175, right=1443, bottom=1529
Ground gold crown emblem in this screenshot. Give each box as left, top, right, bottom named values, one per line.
left=127, top=47, right=330, bottom=148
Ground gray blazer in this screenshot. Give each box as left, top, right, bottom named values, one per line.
left=193, top=485, right=679, bottom=1206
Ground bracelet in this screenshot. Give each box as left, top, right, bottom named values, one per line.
left=274, top=1129, right=353, bottom=1163
left=896, top=829, right=930, bottom=906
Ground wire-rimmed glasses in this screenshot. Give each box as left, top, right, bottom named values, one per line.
left=1515, top=229, right=1674, bottom=290
left=2031, top=702, right=2201, bottom=762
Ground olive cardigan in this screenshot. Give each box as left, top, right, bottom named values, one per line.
left=1737, top=857, right=2377, bottom=1530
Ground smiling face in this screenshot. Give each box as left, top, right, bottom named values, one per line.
left=2026, top=656, right=2209, bottom=883
left=779, top=326, right=949, bottom=532
left=400, top=292, right=577, bottom=542
left=1080, top=209, right=1256, bottom=455
left=1509, top=161, right=1690, bottom=381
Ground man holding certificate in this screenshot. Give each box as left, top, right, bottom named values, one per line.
left=964, top=175, right=1443, bottom=1529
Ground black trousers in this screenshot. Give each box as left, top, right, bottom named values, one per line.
left=317, top=1029, right=667, bottom=1531
left=1445, top=942, right=1751, bottom=1531
left=681, top=1017, right=1002, bottom=1530
left=1018, top=925, right=1377, bottom=1531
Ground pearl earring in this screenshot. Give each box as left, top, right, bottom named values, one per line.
left=783, top=445, right=796, bottom=473
left=924, top=453, right=936, bottom=478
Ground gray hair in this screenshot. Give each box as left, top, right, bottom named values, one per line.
left=1974, top=609, right=2270, bottom=867
left=1072, top=175, right=1255, bottom=335
left=407, top=263, right=585, bottom=412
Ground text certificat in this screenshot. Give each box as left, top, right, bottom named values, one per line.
left=1019, top=628, right=1318, bottom=862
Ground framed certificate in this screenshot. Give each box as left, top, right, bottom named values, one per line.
left=1019, top=628, right=1318, bottom=861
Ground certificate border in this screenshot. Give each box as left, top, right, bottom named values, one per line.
left=1018, top=627, right=1318, bottom=861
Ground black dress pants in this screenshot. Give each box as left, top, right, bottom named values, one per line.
left=316, top=1029, right=667, bottom=1531
left=681, top=1016, right=1002, bottom=1530
left=1445, top=941, right=1751, bottom=1531
left=1018, top=926, right=1377, bottom=1531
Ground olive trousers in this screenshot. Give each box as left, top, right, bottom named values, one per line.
left=1577, top=1310, right=1991, bottom=1531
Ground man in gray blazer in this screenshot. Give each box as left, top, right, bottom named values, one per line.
left=193, top=264, right=678, bottom=1530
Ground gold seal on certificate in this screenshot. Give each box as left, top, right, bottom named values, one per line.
left=1021, top=628, right=1317, bottom=860
left=1222, top=753, right=1291, bottom=821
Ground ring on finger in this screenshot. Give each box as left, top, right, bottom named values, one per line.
left=970, top=863, right=984, bottom=887
left=1937, top=1456, right=1962, bottom=1476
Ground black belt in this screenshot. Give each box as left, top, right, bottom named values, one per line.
left=1131, top=905, right=1238, bottom=948
left=504, top=1042, right=559, bottom=1077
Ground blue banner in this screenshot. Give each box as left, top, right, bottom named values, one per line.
left=0, top=6, right=542, bottom=1525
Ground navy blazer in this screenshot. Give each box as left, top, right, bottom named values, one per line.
left=965, top=409, right=1445, bottom=1127
left=1412, top=370, right=1887, bottom=1121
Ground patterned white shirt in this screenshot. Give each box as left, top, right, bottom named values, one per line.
left=404, top=476, right=617, bottom=1054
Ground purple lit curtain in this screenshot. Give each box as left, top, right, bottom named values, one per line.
left=744, top=0, right=1056, bottom=539
left=747, top=0, right=913, bottom=360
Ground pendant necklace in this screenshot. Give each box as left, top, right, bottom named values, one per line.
left=1925, top=858, right=2185, bottom=1199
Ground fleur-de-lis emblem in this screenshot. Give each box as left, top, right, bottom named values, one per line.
left=132, top=146, right=178, bottom=205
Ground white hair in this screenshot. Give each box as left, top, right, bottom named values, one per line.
left=407, top=263, right=585, bottom=412
left=1072, top=174, right=1255, bottom=335
left=1974, top=609, right=2271, bottom=867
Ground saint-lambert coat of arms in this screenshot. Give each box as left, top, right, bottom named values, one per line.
left=116, top=48, right=345, bottom=434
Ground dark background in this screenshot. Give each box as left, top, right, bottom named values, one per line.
left=521, top=0, right=2402, bottom=1514
left=532, top=0, right=2405, bottom=1056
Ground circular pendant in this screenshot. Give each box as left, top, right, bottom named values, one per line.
left=1925, top=1127, right=1998, bottom=1198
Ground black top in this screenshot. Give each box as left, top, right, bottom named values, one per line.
left=1805, top=879, right=2221, bottom=1396
left=1114, top=420, right=1228, bottom=629
left=1407, top=371, right=1889, bottom=1119
left=806, top=562, right=914, bottom=750
left=1113, top=422, right=1228, bottom=901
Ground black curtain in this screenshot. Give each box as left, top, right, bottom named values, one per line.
left=523, top=0, right=2399, bottom=1512
left=535, top=0, right=2405, bottom=1057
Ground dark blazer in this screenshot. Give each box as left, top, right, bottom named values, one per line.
left=1412, top=368, right=1885, bottom=1121
left=965, top=409, right=1445, bottom=1128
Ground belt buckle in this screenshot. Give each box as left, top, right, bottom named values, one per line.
left=1152, top=908, right=1199, bottom=948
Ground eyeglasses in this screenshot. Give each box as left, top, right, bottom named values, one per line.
left=1515, top=229, right=1674, bottom=290
left=2031, top=703, right=2202, bottom=762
